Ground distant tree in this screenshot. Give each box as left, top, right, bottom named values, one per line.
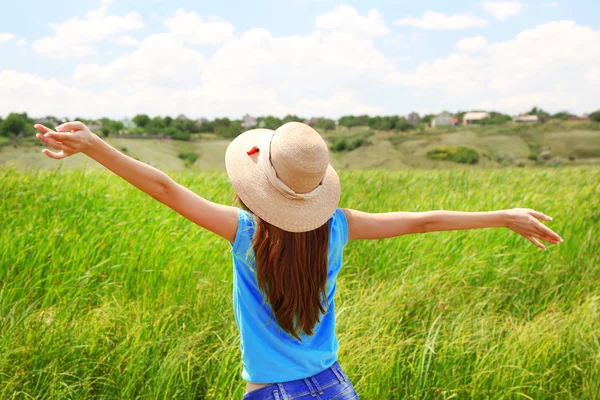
left=454, top=111, right=467, bottom=124
left=367, top=115, right=399, bottom=130
left=421, top=114, right=435, bottom=125
left=215, top=120, right=243, bottom=138
left=282, top=114, right=304, bottom=124
left=145, top=116, right=166, bottom=134
left=171, top=118, right=187, bottom=132
left=185, top=119, right=200, bottom=133
left=588, top=110, right=600, bottom=122
left=0, top=113, right=33, bottom=136
left=395, top=119, right=415, bottom=132
left=213, top=117, right=232, bottom=131
left=73, top=117, right=91, bottom=124
left=99, top=118, right=124, bottom=137
left=552, top=111, right=571, bottom=121
left=472, top=111, right=511, bottom=125
left=133, top=114, right=151, bottom=128
left=528, top=107, right=551, bottom=122
left=198, top=120, right=214, bottom=133
left=164, top=116, right=173, bottom=127
left=315, top=118, right=336, bottom=131
left=257, top=116, right=283, bottom=130
left=338, top=115, right=369, bottom=128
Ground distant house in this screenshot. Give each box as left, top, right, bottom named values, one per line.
left=463, top=111, right=490, bottom=125
left=242, top=114, right=257, bottom=129
left=432, top=112, right=453, bottom=127
left=407, top=112, right=420, bottom=125
left=514, top=114, right=539, bottom=123
left=35, top=116, right=61, bottom=127
left=568, top=115, right=591, bottom=122
left=195, top=117, right=208, bottom=128
left=303, top=117, right=319, bottom=127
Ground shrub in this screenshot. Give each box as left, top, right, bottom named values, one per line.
left=426, top=146, right=480, bottom=164
left=329, top=131, right=373, bottom=152
left=315, top=118, right=336, bottom=131
left=178, top=152, right=199, bottom=167
left=330, top=137, right=348, bottom=152
left=172, top=130, right=191, bottom=141
left=0, top=136, right=12, bottom=147
left=395, top=120, right=415, bottom=132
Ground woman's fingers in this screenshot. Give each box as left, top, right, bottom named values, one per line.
left=533, top=220, right=563, bottom=242
left=34, top=124, right=54, bottom=133
left=56, top=121, right=86, bottom=132
left=533, top=232, right=560, bottom=244
left=526, top=235, right=546, bottom=250
left=36, top=133, right=69, bottom=151
left=42, top=149, right=69, bottom=160
left=34, top=124, right=73, bottom=145
left=45, top=131, right=74, bottom=142
left=528, top=209, right=552, bottom=221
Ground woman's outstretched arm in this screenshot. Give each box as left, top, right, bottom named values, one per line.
left=342, top=208, right=563, bottom=250
left=35, top=122, right=238, bottom=242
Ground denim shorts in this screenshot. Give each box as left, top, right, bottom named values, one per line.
left=242, top=362, right=358, bottom=400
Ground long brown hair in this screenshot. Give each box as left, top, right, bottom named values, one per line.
left=234, top=195, right=330, bottom=341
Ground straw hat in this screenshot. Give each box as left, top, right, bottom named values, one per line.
left=225, top=122, right=340, bottom=232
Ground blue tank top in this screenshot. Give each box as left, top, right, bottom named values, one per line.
left=230, top=208, right=349, bottom=383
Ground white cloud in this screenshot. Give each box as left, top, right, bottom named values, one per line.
left=394, top=11, right=488, bottom=30
left=16, top=38, right=26, bottom=47
left=32, top=3, right=144, bottom=59
left=391, top=20, right=600, bottom=113
left=316, top=4, right=389, bottom=38
left=547, top=1, right=559, bottom=8
left=4, top=3, right=599, bottom=119
left=164, top=9, right=235, bottom=45
left=74, top=33, right=207, bottom=88
left=480, top=1, right=522, bottom=21
left=16, top=6, right=395, bottom=119
left=0, top=70, right=98, bottom=116
left=114, top=36, right=140, bottom=46
left=295, top=91, right=385, bottom=117
left=71, top=5, right=395, bottom=115
left=0, top=33, right=16, bottom=43
left=457, top=35, right=488, bottom=52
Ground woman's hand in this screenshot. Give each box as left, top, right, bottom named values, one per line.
left=35, top=121, right=97, bottom=159
left=504, top=208, right=563, bottom=250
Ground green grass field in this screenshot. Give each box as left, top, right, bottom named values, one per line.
left=1, top=166, right=599, bottom=399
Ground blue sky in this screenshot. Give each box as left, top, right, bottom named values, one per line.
left=1, top=0, right=599, bottom=119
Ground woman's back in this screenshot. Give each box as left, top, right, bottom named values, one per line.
left=231, top=208, right=349, bottom=383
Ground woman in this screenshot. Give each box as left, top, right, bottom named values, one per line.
left=34, top=121, right=562, bottom=399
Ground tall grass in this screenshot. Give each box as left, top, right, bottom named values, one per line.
left=1, top=166, right=599, bottom=399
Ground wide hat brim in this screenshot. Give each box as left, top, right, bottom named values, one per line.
left=225, top=128, right=341, bottom=232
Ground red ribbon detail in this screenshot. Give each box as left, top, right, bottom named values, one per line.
left=246, top=146, right=259, bottom=155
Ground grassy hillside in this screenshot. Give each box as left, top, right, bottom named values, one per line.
left=1, top=166, right=599, bottom=398
left=1, top=121, right=599, bottom=171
